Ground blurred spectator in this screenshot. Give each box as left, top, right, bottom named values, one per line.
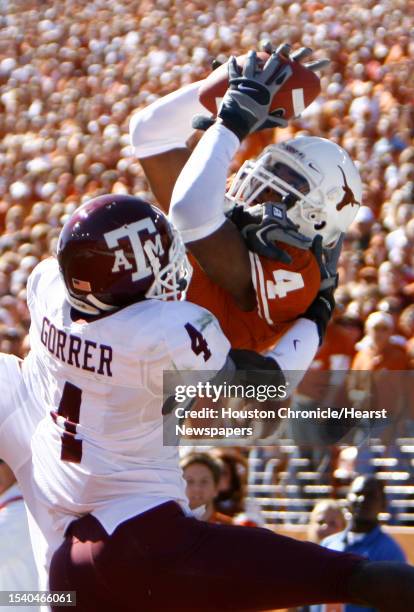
left=309, top=475, right=406, bottom=612
left=349, top=205, right=375, bottom=249
left=291, top=500, right=347, bottom=611
left=399, top=305, right=414, bottom=372
left=0, top=460, right=39, bottom=611
left=351, top=311, right=410, bottom=370
left=180, top=452, right=233, bottom=524
left=211, top=448, right=265, bottom=526
left=0, top=0, right=412, bottom=363
left=398, top=304, right=414, bottom=342
left=348, top=311, right=410, bottom=442
left=377, top=296, right=406, bottom=333
left=0, top=325, right=24, bottom=355
left=209, top=448, right=248, bottom=517
left=307, top=499, right=346, bottom=544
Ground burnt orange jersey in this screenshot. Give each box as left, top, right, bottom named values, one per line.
left=351, top=342, right=410, bottom=371
left=187, top=244, right=320, bottom=353
left=297, top=321, right=357, bottom=401
left=308, top=321, right=357, bottom=372
left=349, top=342, right=410, bottom=417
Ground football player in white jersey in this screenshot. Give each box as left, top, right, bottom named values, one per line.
left=0, top=192, right=233, bottom=598
left=26, top=193, right=231, bottom=537
left=22, top=194, right=413, bottom=612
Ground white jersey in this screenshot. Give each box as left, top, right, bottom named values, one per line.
left=0, top=352, right=58, bottom=592
left=27, top=258, right=230, bottom=535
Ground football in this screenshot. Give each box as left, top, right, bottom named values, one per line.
left=198, top=51, right=321, bottom=120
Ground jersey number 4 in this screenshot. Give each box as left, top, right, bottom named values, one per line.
left=266, top=270, right=304, bottom=299
left=185, top=323, right=211, bottom=361
left=51, top=382, right=83, bottom=463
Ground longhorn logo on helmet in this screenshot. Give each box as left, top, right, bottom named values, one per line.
left=336, top=166, right=361, bottom=212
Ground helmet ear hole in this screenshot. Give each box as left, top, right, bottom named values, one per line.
left=282, top=193, right=298, bottom=209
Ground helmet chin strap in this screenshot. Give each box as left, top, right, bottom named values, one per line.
left=66, top=290, right=117, bottom=316
left=66, top=294, right=100, bottom=316
left=87, top=294, right=118, bottom=312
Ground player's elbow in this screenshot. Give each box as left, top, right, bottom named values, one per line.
left=170, top=194, right=226, bottom=244
left=129, top=107, right=152, bottom=148
left=169, top=191, right=189, bottom=232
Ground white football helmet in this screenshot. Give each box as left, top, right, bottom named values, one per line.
left=226, top=136, right=362, bottom=247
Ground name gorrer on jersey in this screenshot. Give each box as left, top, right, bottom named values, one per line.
left=40, top=316, right=113, bottom=377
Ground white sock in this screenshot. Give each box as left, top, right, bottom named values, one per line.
left=266, top=318, right=319, bottom=391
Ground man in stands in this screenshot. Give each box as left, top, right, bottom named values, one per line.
left=348, top=311, right=410, bottom=443
left=307, top=499, right=347, bottom=545
left=309, top=475, right=407, bottom=612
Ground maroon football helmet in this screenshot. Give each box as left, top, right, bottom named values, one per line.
left=57, top=194, right=191, bottom=315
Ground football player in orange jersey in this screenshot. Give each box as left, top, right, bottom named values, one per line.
left=131, top=48, right=362, bottom=379
left=131, top=48, right=360, bottom=470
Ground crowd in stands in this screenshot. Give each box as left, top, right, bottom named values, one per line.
left=0, top=0, right=413, bottom=363
left=0, top=0, right=413, bottom=524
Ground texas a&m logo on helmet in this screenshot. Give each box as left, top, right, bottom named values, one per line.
left=57, top=194, right=191, bottom=315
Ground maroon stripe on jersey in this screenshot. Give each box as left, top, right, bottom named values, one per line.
left=63, top=420, right=77, bottom=435
left=57, top=382, right=83, bottom=463
left=0, top=496, right=23, bottom=511
left=60, top=432, right=82, bottom=464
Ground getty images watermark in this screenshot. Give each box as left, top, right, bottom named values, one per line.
left=173, top=382, right=387, bottom=421
left=161, top=370, right=400, bottom=446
